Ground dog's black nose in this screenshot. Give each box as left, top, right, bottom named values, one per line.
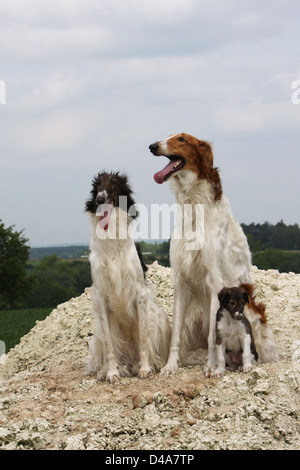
left=234, top=312, right=244, bottom=320
left=149, top=142, right=159, bottom=153
left=96, top=195, right=106, bottom=205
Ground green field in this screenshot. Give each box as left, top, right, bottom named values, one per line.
left=0, top=308, right=52, bottom=353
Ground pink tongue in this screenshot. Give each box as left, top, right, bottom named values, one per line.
left=97, top=204, right=113, bottom=230
left=154, top=160, right=178, bottom=184
left=99, top=211, right=109, bottom=230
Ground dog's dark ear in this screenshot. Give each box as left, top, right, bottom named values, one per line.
left=243, top=291, right=249, bottom=304
left=197, top=139, right=214, bottom=165
left=84, top=173, right=100, bottom=213
left=218, top=287, right=229, bottom=305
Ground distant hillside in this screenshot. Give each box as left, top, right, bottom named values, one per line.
left=30, top=245, right=89, bottom=260
left=29, top=221, right=300, bottom=273
left=29, top=241, right=168, bottom=262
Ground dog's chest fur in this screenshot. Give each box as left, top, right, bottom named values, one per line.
left=89, top=222, right=145, bottom=315
left=216, top=308, right=249, bottom=352
left=169, top=175, right=251, bottom=292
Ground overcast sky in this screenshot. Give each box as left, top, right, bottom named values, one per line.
left=0, top=0, right=299, bottom=246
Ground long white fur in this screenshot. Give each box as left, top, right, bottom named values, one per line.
left=86, top=206, right=171, bottom=383
left=160, top=167, right=278, bottom=377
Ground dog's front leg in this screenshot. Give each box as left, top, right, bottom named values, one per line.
left=205, top=294, right=219, bottom=377
left=215, top=341, right=226, bottom=378
left=161, top=287, right=186, bottom=376
left=97, top=296, right=120, bottom=383
left=137, top=291, right=152, bottom=379
left=241, top=334, right=252, bottom=373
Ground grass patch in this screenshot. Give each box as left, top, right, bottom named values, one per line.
left=0, top=308, right=52, bottom=353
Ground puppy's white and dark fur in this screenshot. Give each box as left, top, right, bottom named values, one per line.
left=215, top=287, right=257, bottom=377
left=149, top=133, right=279, bottom=377
left=85, top=171, right=171, bottom=383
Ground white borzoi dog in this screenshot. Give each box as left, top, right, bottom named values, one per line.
left=149, top=133, right=279, bottom=377
left=85, top=171, right=171, bottom=383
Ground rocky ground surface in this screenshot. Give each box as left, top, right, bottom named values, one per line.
left=0, top=263, right=299, bottom=450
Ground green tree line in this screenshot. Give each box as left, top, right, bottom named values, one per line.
left=0, top=221, right=32, bottom=310
left=242, top=221, right=300, bottom=273
left=0, top=220, right=91, bottom=310
left=241, top=221, right=300, bottom=251
left=26, top=255, right=91, bottom=308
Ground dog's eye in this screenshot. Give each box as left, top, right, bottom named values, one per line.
left=178, top=136, right=187, bottom=143
left=110, top=180, right=117, bottom=186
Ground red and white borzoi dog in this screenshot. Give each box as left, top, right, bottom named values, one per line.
left=85, top=171, right=171, bottom=383
left=149, top=133, right=279, bottom=377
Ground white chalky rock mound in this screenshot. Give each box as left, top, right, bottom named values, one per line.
left=0, top=263, right=299, bottom=450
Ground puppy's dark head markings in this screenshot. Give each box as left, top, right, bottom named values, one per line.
left=218, top=287, right=249, bottom=320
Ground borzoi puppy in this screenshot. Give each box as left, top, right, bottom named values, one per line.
left=85, top=171, right=171, bottom=383
left=216, top=286, right=258, bottom=377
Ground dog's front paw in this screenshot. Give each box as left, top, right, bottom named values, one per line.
left=211, top=367, right=225, bottom=378
left=240, top=364, right=252, bottom=373
left=106, top=370, right=121, bottom=384
left=160, top=362, right=179, bottom=377
left=96, top=369, right=107, bottom=381
left=138, top=368, right=152, bottom=379
left=204, top=362, right=218, bottom=378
